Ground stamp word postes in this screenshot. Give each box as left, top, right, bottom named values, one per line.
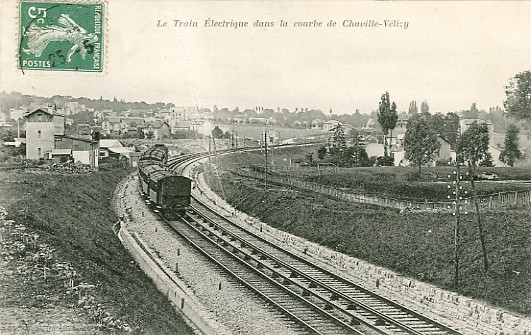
left=19, top=1, right=104, bottom=72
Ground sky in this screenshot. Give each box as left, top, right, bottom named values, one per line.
left=1, top=1, right=531, bottom=114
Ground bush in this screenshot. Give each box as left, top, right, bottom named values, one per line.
left=405, top=171, right=422, bottom=182
left=377, top=155, right=394, bottom=166
left=436, top=159, right=452, bottom=166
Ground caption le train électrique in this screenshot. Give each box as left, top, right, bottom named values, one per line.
left=157, top=19, right=410, bottom=29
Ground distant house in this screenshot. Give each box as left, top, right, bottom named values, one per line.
left=172, top=121, right=192, bottom=133
left=54, top=135, right=99, bottom=168
left=10, top=108, right=27, bottom=120
left=459, top=119, right=494, bottom=134
left=311, top=119, right=324, bottom=129
left=365, top=143, right=384, bottom=158
left=249, top=117, right=267, bottom=125
left=394, top=116, right=408, bottom=134
left=170, top=106, right=199, bottom=120
left=99, top=139, right=124, bottom=158
left=140, top=120, right=170, bottom=139
left=361, top=118, right=377, bottom=134
left=436, top=135, right=452, bottom=161
left=101, top=116, right=123, bottom=134
left=233, top=114, right=247, bottom=124
left=190, top=120, right=213, bottom=136
left=323, top=120, right=340, bottom=131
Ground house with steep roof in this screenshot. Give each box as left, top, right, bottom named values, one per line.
left=101, top=116, right=124, bottom=134
left=140, top=120, right=170, bottom=139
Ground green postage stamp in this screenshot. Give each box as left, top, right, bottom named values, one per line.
left=19, top=1, right=104, bottom=72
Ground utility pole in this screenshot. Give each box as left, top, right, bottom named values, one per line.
left=208, top=136, right=212, bottom=163
left=453, top=165, right=461, bottom=290
left=264, top=128, right=268, bottom=190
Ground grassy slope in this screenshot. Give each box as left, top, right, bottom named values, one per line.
left=0, top=168, right=195, bottom=334
left=207, top=170, right=531, bottom=316
left=220, top=149, right=531, bottom=202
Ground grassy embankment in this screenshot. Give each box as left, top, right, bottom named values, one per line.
left=224, top=147, right=531, bottom=201
left=0, top=166, right=195, bottom=334
left=205, top=149, right=531, bottom=316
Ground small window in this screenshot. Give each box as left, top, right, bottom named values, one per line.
left=37, top=148, right=42, bottom=156
left=38, top=130, right=41, bottom=138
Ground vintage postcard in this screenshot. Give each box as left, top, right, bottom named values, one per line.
left=1, top=1, right=531, bottom=335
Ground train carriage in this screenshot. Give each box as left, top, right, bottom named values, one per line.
left=138, top=145, right=192, bottom=218
left=140, top=144, right=168, bottom=165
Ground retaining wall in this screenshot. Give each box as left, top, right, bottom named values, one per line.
left=197, top=171, right=531, bottom=335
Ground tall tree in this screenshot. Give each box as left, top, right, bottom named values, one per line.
left=463, top=102, right=479, bottom=119
left=504, top=70, right=531, bottom=120
left=408, top=101, right=418, bottom=116
left=377, top=92, right=398, bottom=157
left=457, top=121, right=490, bottom=271
left=500, top=124, right=522, bottom=167
left=404, top=114, right=440, bottom=172
left=420, top=100, right=430, bottom=115
left=331, top=124, right=346, bottom=150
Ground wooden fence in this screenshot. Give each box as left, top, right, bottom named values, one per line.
left=234, top=169, right=531, bottom=211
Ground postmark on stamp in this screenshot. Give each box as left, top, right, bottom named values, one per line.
left=19, top=1, right=104, bottom=72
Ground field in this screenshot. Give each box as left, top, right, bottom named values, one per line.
left=219, top=148, right=531, bottom=202
left=0, top=167, right=195, bottom=334
left=214, top=123, right=330, bottom=142
left=205, top=167, right=531, bottom=316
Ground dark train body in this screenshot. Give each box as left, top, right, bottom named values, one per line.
left=138, top=144, right=192, bottom=218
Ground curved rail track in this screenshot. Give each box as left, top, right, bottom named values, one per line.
left=154, top=149, right=465, bottom=335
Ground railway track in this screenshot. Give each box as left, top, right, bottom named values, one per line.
left=160, top=151, right=465, bottom=335
left=183, top=199, right=463, bottom=335
left=164, top=214, right=358, bottom=335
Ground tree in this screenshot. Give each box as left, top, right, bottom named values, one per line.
left=462, top=102, right=479, bottom=119
left=479, top=152, right=494, bottom=167
left=211, top=126, right=223, bottom=139
left=403, top=114, right=440, bottom=172
left=377, top=92, right=398, bottom=157
left=504, top=70, right=531, bottom=120
left=331, top=124, right=346, bottom=150
left=458, top=121, right=489, bottom=169
left=420, top=100, right=430, bottom=115
left=408, top=101, right=418, bottom=116
left=499, top=124, right=522, bottom=167
left=457, top=121, right=490, bottom=271
left=317, top=146, right=327, bottom=160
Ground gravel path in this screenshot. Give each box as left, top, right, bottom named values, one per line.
left=115, top=174, right=305, bottom=335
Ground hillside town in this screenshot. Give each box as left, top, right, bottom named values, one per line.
left=0, top=92, right=527, bottom=170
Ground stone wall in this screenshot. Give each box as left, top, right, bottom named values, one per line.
left=195, top=171, right=531, bottom=335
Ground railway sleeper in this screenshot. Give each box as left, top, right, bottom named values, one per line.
left=374, top=319, right=387, bottom=326
left=350, top=317, right=361, bottom=326
left=346, top=303, right=358, bottom=310
left=323, top=304, right=334, bottom=311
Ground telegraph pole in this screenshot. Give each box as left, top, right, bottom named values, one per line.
left=264, top=128, right=268, bottom=190
left=453, top=165, right=461, bottom=290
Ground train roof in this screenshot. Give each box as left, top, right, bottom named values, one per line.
left=140, top=145, right=168, bottom=161
left=142, top=165, right=190, bottom=183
